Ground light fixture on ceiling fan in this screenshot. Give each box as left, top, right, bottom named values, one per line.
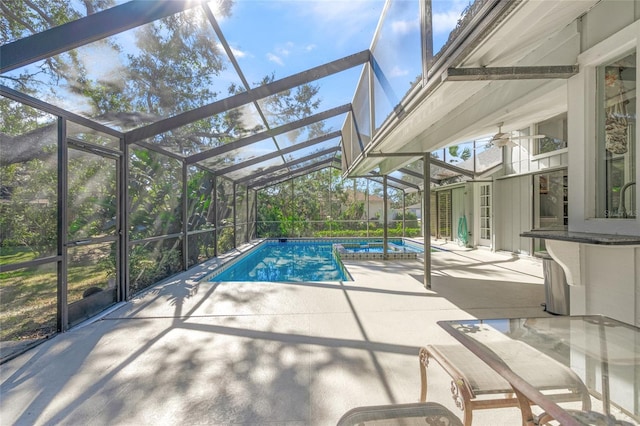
left=490, top=122, right=545, bottom=147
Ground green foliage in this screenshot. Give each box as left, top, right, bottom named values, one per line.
left=0, top=0, right=112, bottom=42
left=340, top=201, right=365, bottom=221
left=217, top=227, right=235, bottom=254
left=129, top=240, right=183, bottom=294
left=2, top=0, right=437, bottom=345
left=537, top=137, right=565, bottom=154
left=314, top=228, right=421, bottom=238
left=128, top=148, right=183, bottom=240
left=256, top=169, right=425, bottom=239
left=447, top=145, right=472, bottom=163
left=394, top=211, right=419, bottom=228
left=0, top=156, right=57, bottom=257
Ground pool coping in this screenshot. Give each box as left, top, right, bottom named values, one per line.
left=333, top=242, right=420, bottom=261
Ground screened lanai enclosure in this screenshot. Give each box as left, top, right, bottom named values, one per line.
left=0, top=0, right=505, bottom=352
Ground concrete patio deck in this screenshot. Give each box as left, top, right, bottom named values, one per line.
left=0, top=242, right=550, bottom=425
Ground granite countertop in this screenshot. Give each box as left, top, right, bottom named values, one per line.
left=520, top=230, right=640, bottom=245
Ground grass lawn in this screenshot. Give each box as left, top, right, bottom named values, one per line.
left=1, top=247, right=110, bottom=341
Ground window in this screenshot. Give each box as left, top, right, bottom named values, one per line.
left=479, top=183, right=491, bottom=242
left=534, top=170, right=568, bottom=230
left=596, top=51, right=637, bottom=218
left=437, top=190, right=452, bottom=239
left=535, top=113, right=568, bottom=155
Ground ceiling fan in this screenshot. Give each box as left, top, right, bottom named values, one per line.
left=490, top=122, right=545, bottom=147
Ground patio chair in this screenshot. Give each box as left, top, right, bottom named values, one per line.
left=419, top=344, right=591, bottom=426
left=336, top=401, right=464, bottom=426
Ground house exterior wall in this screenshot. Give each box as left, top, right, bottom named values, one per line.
left=558, top=1, right=640, bottom=325
left=433, top=3, right=640, bottom=326
left=420, top=0, right=640, bottom=324
left=494, top=175, right=533, bottom=255
left=637, top=248, right=640, bottom=326
left=502, top=128, right=568, bottom=177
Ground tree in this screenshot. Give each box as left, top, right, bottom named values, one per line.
left=2, top=0, right=331, bottom=259
left=447, top=145, right=472, bottom=163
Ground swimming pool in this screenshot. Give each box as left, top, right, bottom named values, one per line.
left=210, top=240, right=351, bottom=282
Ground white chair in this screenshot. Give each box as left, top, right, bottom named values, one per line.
left=336, top=401, right=464, bottom=426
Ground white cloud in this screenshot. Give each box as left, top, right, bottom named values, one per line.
left=305, top=44, right=317, bottom=52
left=392, top=19, right=419, bottom=36
left=267, top=53, right=284, bottom=66
left=266, top=41, right=297, bottom=66
left=433, top=10, right=462, bottom=34
left=216, top=42, right=248, bottom=59
left=275, top=46, right=291, bottom=57
left=229, top=46, right=247, bottom=58
left=432, top=1, right=467, bottom=35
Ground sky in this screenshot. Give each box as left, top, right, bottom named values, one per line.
left=2, top=0, right=470, bottom=135
left=215, top=0, right=469, bottom=68
left=215, top=0, right=470, bottom=110
left=0, top=0, right=475, bottom=180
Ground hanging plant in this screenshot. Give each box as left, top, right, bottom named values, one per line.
left=605, top=97, right=629, bottom=155
left=604, top=69, right=619, bottom=87
left=604, top=67, right=629, bottom=155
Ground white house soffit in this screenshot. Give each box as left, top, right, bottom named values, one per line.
left=441, top=79, right=568, bottom=143
left=367, top=0, right=584, bottom=139
left=366, top=153, right=475, bottom=180
left=349, top=79, right=490, bottom=175
left=374, top=78, right=567, bottom=175
left=465, top=0, right=599, bottom=68
left=368, top=76, right=564, bottom=175
left=354, top=0, right=592, bottom=177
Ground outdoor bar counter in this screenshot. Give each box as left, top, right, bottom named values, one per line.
left=520, top=229, right=640, bottom=328
left=521, top=230, right=640, bottom=245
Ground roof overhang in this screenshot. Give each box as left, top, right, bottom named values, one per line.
left=346, top=0, right=599, bottom=176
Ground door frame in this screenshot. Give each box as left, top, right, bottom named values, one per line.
left=62, top=132, right=123, bottom=329
left=476, top=182, right=493, bottom=248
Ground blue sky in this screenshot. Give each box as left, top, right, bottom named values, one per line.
left=215, top=0, right=469, bottom=106
left=2, top=0, right=469, bottom=134
left=215, top=0, right=469, bottom=69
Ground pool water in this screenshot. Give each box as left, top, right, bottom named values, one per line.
left=210, top=241, right=350, bottom=282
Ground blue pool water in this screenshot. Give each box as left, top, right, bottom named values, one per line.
left=211, top=241, right=350, bottom=282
